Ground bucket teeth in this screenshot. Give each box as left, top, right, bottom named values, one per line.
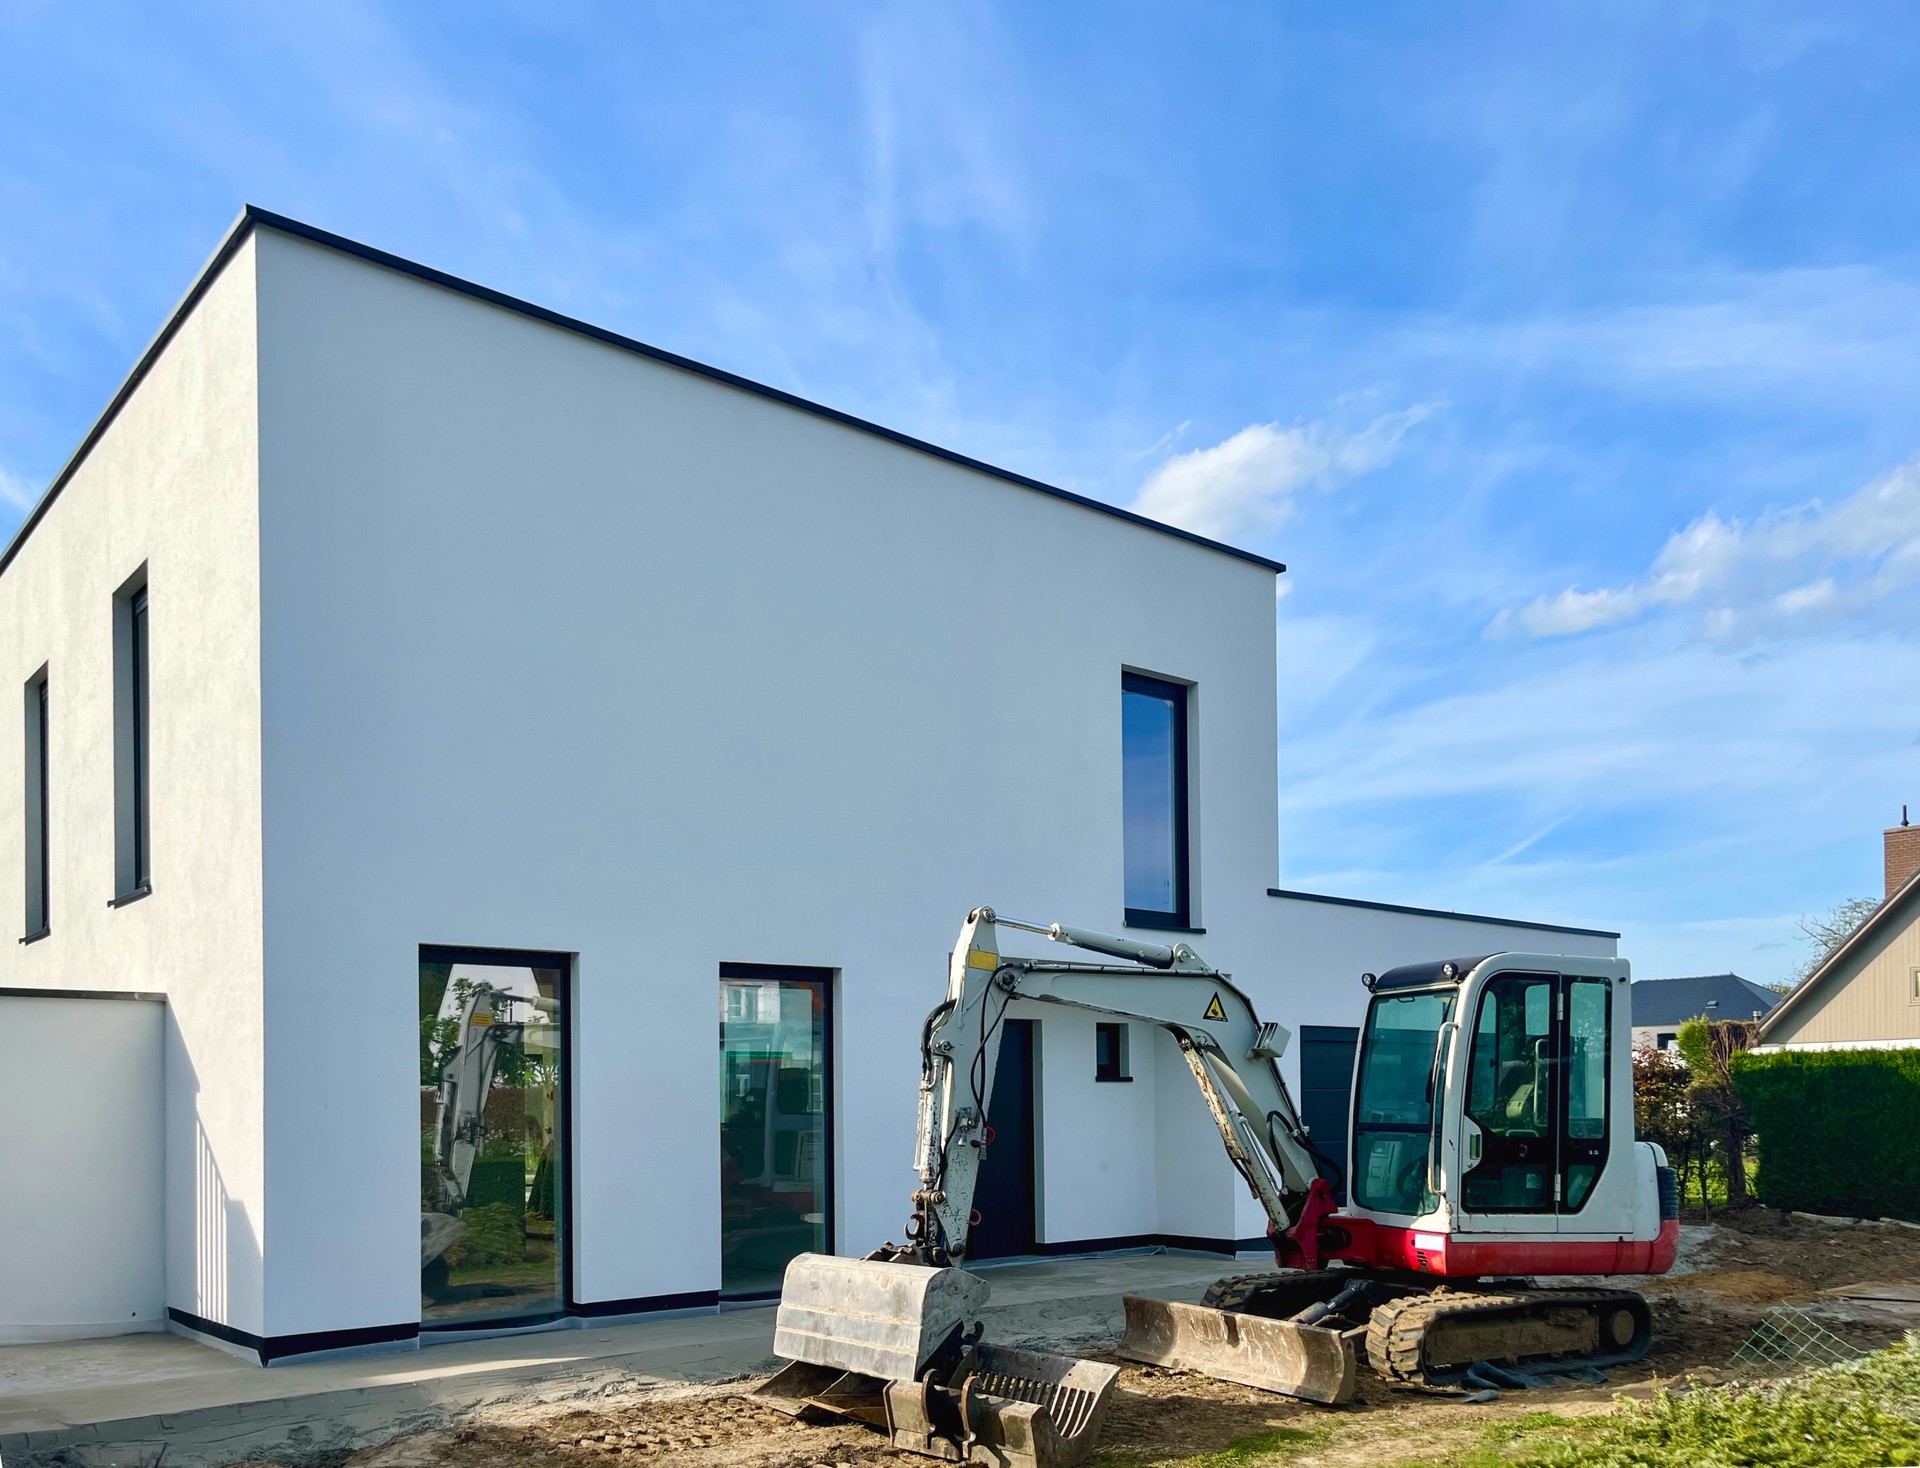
left=754, top=1254, right=1120, bottom=1468
left=882, top=1345, right=1121, bottom=1468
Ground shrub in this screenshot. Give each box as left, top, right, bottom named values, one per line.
left=1731, top=1048, right=1920, bottom=1219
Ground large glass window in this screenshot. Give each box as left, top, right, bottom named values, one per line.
left=418, top=949, right=566, bottom=1328
left=720, top=965, right=831, bottom=1298
left=1122, top=672, right=1190, bottom=928
left=1351, top=989, right=1454, bottom=1216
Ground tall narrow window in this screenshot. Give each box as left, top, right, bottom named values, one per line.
left=113, top=569, right=150, bottom=900
left=1121, top=672, right=1190, bottom=929
left=419, top=946, right=568, bottom=1329
left=719, top=964, right=832, bottom=1298
left=23, top=670, right=48, bottom=939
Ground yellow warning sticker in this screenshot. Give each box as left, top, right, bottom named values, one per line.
left=1203, top=992, right=1227, bottom=1021
left=966, top=949, right=1000, bottom=971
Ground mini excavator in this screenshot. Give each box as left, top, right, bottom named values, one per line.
left=754, top=909, right=1679, bottom=1468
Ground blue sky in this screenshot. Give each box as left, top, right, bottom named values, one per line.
left=4, top=3, right=1918, bottom=982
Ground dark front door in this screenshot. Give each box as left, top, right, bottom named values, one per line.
left=1299, top=1025, right=1359, bottom=1204
left=969, top=1019, right=1036, bottom=1260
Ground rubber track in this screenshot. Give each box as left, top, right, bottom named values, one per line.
left=1199, top=1272, right=1296, bottom=1312
left=1364, top=1287, right=1649, bottom=1386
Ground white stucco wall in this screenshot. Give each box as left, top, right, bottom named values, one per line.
left=0, top=241, right=266, bottom=1336
left=0, top=994, right=165, bottom=1342
left=250, top=228, right=1289, bottom=1336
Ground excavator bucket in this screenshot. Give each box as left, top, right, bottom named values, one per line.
left=884, top=1344, right=1121, bottom=1468
left=752, top=1254, right=1120, bottom=1468
left=767, top=1253, right=992, bottom=1379
left=1116, top=1295, right=1357, bottom=1405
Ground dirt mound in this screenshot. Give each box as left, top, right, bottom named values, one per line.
left=1674, top=1268, right=1815, bottom=1304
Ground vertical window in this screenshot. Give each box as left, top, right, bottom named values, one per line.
left=419, top=946, right=568, bottom=1329
left=1561, top=978, right=1610, bottom=1211
left=1121, top=672, right=1190, bottom=929
left=113, top=569, right=150, bottom=900
left=23, top=670, right=48, bottom=939
left=1095, top=1022, right=1131, bottom=1081
left=719, top=964, right=832, bottom=1298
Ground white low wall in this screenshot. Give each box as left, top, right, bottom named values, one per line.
left=0, top=992, right=165, bottom=1343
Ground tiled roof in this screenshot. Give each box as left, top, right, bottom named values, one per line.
left=1630, top=973, right=1781, bottom=1027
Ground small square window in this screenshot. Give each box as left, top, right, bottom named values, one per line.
left=1095, top=1022, right=1131, bottom=1082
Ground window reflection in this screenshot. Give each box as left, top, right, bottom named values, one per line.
left=419, top=957, right=564, bottom=1326
left=719, top=969, right=831, bottom=1297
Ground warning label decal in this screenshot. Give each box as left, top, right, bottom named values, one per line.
left=1203, top=992, right=1228, bottom=1021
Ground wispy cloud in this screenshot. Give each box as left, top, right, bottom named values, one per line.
left=1130, top=405, right=1437, bottom=543
left=1490, top=457, right=1920, bottom=644
left=0, top=464, right=35, bottom=511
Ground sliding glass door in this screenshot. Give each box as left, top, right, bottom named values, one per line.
left=419, top=947, right=566, bottom=1328
left=719, top=965, right=832, bottom=1298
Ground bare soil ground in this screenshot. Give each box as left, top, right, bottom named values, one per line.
left=288, top=1212, right=1920, bottom=1468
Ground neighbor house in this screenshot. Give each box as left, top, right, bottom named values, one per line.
left=1630, top=974, right=1781, bottom=1051
left=1754, top=817, right=1920, bottom=1055
left=0, top=208, right=1618, bottom=1361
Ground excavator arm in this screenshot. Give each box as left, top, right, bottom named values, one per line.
left=899, top=908, right=1338, bottom=1269
left=755, top=907, right=1359, bottom=1458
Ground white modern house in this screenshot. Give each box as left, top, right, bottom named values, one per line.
left=0, top=208, right=1617, bottom=1362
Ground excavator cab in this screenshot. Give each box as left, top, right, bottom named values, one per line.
left=1335, top=955, right=1677, bottom=1280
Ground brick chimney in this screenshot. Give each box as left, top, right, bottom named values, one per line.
left=1887, top=806, right=1920, bottom=897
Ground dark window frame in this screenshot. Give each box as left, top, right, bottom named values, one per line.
left=717, top=962, right=836, bottom=1301
left=418, top=942, right=574, bottom=1333
left=130, top=584, right=149, bottom=892
left=1095, top=1021, right=1132, bottom=1082
left=112, top=567, right=151, bottom=903
left=22, top=669, right=49, bottom=941
left=1121, top=671, right=1192, bottom=931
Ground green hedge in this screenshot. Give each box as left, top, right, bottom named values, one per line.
left=1732, top=1048, right=1920, bottom=1219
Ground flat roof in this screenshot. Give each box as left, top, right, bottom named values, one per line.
left=1267, top=886, right=1620, bottom=940
left=0, top=206, right=1288, bottom=584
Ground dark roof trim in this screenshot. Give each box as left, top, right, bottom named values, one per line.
left=1758, top=865, right=1920, bottom=1040
left=0, top=206, right=1287, bottom=584
left=0, top=986, right=166, bottom=1002
left=1267, top=887, right=1619, bottom=940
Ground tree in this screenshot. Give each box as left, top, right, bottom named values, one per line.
left=1790, top=895, right=1880, bottom=986
left=1633, top=1043, right=1701, bottom=1200
left=1677, top=1016, right=1759, bottom=1208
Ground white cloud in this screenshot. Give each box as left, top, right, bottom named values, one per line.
left=1490, top=456, right=1920, bottom=644
left=0, top=464, right=35, bottom=511
left=1130, top=405, right=1436, bottom=543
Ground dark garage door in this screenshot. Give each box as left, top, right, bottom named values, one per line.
left=1299, top=1025, right=1358, bottom=1204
